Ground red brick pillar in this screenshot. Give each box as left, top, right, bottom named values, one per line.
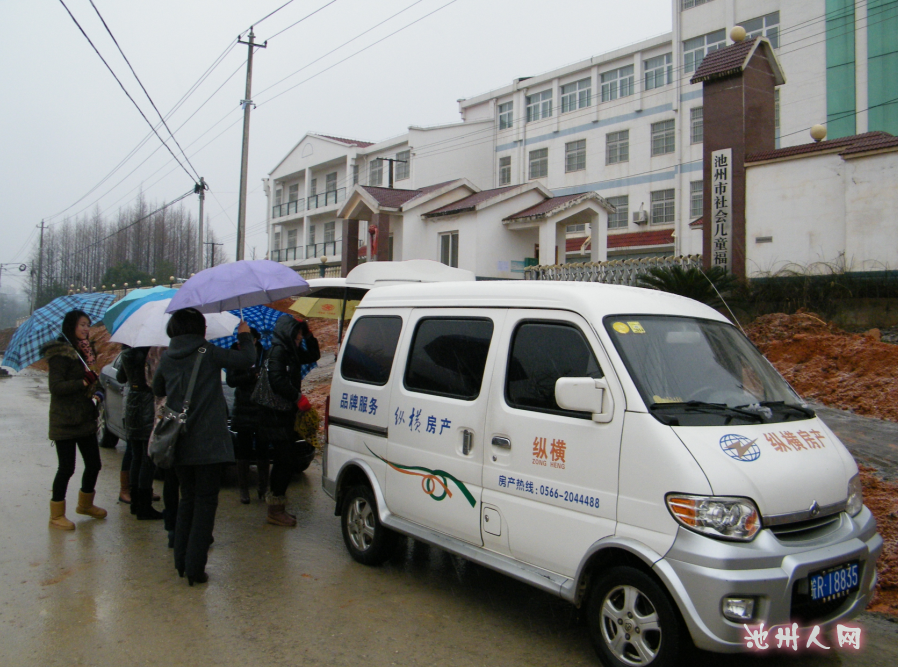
left=341, top=219, right=359, bottom=277
left=694, top=39, right=780, bottom=279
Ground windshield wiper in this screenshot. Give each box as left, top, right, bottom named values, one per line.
left=736, top=401, right=815, bottom=420
left=650, top=401, right=766, bottom=424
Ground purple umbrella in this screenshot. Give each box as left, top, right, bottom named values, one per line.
left=165, top=260, right=309, bottom=316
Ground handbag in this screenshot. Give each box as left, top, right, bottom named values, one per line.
left=148, top=347, right=206, bottom=469
left=250, top=356, right=295, bottom=412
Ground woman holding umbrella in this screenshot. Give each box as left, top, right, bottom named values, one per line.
left=258, top=315, right=320, bottom=527
left=43, top=310, right=107, bottom=530
left=152, top=308, right=254, bottom=585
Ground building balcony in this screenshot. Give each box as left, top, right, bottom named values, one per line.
left=271, top=188, right=346, bottom=219
left=270, top=239, right=353, bottom=263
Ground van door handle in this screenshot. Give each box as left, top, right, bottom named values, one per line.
left=462, top=430, right=473, bottom=456
left=491, top=436, right=511, bottom=449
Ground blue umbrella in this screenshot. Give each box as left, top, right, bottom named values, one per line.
left=102, top=286, right=175, bottom=333
left=208, top=310, right=317, bottom=379
left=2, top=293, right=115, bottom=371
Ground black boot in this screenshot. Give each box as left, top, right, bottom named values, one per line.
left=136, top=488, right=164, bottom=521
left=129, top=486, right=139, bottom=515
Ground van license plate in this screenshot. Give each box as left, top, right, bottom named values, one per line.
left=809, top=562, right=859, bottom=602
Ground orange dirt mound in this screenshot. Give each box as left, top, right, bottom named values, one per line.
left=746, top=311, right=898, bottom=422
left=860, top=467, right=898, bottom=615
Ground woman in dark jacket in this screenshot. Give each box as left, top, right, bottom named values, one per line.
left=116, top=345, right=162, bottom=520
left=226, top=329, right=269, bottom=504
left=43, top=309, right=107, bottom=530
left=258, top=315, right=320, bottom=527
left=152, top=308, right=254, bottom=585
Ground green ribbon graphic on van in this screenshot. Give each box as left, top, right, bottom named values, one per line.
left=367, top=446, right=476, bottom=508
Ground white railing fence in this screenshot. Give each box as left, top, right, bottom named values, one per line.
left=524, top=255, right=703, bottom=286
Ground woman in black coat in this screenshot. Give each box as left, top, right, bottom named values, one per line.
left=226, top=329, right=269, bottom=504
left=258, top=315, right=320, bottom=527
left=42, top=309, right=106, bottom=530
left=152, top=308, right=254, bottom=585
left=116, top=345, right=162, bottom=520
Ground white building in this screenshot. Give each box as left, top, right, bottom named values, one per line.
left=265, top=0, right=898, bottom=277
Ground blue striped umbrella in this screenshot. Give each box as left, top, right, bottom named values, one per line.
left=1, top=293, right=115, bottom=371
left=208, top=308, right=317, bottom=379
left=102, top=286, right=176, bottom=333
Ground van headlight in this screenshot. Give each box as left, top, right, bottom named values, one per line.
left=846, top=474, right=863, bottom=517
left=666, top=494, right=761, bottom=542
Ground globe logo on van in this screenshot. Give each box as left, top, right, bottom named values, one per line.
left=720, top=434, right=761, bottom=462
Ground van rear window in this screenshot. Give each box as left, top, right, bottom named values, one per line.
left=404, top=318, right=494, bottom=400
left=341, top=316, right=403, bottom=385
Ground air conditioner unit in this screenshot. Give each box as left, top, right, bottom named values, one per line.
left=632, top=210, right=648, bottom=225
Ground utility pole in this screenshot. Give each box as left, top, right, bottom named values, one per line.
left=235, top=28, right=267, bottom=262
left=195, top=177, right=206, bottom=272
left=379, top=157, right=408, bottom=189
left=35, top=220, right=46, bottom=312
left=204, top=241, right=223, bottom=268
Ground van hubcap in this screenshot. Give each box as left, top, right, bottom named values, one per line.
left=600, top=584, right=661, bottom=665
left=346, top=497, right=375, bottom=552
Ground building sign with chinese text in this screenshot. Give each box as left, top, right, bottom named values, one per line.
left=711, top=148, right=732, bottom=271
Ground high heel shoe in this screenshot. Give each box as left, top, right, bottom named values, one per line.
left=187, top=573, right=208, bottom=586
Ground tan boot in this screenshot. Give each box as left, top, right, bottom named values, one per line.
left=266, top=494, right=296, bottom=527
left=76, top=490, right=107, bottom=519
left=49, top=500, right=75, bottom=531
left=119, top=471, right=131, bottom=504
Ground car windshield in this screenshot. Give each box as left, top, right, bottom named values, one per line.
left=604, top=315, right=812, bottom=426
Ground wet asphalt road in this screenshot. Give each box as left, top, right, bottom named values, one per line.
left=0, top=374, right=896, bottom=667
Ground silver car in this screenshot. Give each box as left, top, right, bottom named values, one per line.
left=97, top=352, right=235, bottom=449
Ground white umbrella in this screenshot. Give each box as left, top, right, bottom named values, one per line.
left=110, top=299, right=240, bottom=348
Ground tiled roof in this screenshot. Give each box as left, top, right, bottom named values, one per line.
left=360, top=180, right=463, bottom=210
left=424, top=185, right=519, bottom=217
left=689, top=217, right=703, bottom=228
left=361, top=186, right=423, bottom=209
left=315, top=134, right=374, bottom=148
left=608, top=230, right=674, bottom=249
left=745, top=131, right=895, bottom=163
left=503, top=194, right=590, bottom=221
left=690, top=37, right=760, bottom=84
left=838, top=133, right=898, bottom=157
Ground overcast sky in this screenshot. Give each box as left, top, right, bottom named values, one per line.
left=0, top=0, right=671, bottom=292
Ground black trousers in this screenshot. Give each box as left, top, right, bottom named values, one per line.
left=263, top=425, right=295, bottom=497
left=173, top=464, right=222, bottom=578
left=234, top=427, right=269, bottom=462
left=163, top=467, right=179, bottom=532
left=128, top=437, right=156, bottom=490
left=52, top=434, right=102, bottom=501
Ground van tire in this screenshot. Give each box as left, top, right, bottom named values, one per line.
left=341, top=485, right=396, bottom=566
left=586, top=566, right=683, bottom=667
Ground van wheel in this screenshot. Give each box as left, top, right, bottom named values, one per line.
left=587, top=566, right=683, bottom=667
left=341, top=485, right=396, bottom=565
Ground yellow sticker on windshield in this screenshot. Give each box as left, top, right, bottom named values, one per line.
left=627, top=321, right=646, bottom=334
left=653, top=395, right=683, bottom=404
left=612, top=322, right=630, bottom=334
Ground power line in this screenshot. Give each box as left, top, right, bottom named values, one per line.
left=87, top=0, right=201, bottom=182
left=263, top=0, right=339, bottom=42
left=254, top=0, right=429, bottom=99
left=56, top=0, right=198, bottom=186
left=257, top=0, right=461, bottom=107
left=246, top=0, right=298, bottom=34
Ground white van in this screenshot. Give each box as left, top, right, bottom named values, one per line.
left=322, top=281, right=882, bottom=666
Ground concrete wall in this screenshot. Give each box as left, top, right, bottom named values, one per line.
left=745, top=150, right=898, bottom=276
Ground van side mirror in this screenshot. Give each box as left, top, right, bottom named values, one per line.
left=555, top=377, right=614, bottom=423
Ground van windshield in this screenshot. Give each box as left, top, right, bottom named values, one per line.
left=604, top=315, right=813, bottom=426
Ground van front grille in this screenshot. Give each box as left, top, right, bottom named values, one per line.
left=769, top=514, right=842, bottom=542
